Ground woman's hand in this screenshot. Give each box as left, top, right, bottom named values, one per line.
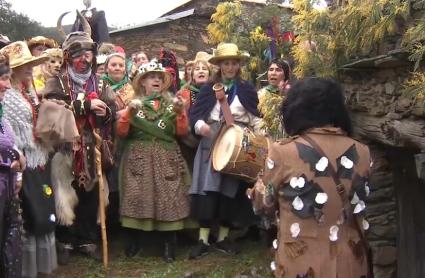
left=90, top=99, right=107, bottom=116
left=279, top=80, right=290, bottom=95
left=173, top=96, right=184, bottom=114
left=11, top=154, right=26, bottom=172
left=128, top=99, right=142, bottom=114
left=200, top=124, right=212, bottom=138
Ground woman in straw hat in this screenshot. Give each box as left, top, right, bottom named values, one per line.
left=117, top=60, right=193, bottom=262
left=1, top=41, right=58, bottom=278
left=0, top=52, right=27, bottom=278
left=188, top=43, right=262, bottom=259
left=176, top=51, right=213, bottom=171
left=26, top=36, right=57, bottom=57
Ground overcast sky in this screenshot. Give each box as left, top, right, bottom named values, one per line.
left=10, top=0, right=189, bottom=28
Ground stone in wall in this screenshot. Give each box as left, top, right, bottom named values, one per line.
left=367, top=146, right=397, bottom=278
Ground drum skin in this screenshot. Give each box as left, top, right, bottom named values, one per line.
left=212, top=124, right=268, bottom=183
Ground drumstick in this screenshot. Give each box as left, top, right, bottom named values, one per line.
left=213, top=83, right=234, bottom=126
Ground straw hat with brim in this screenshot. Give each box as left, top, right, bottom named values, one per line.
left=27, top=36, right=57, bottom=49
left=0, top=41, right=48, bottom=69
left=208, top=43, right=249, bottom=65
left=133, top=60, right=173, bottom=92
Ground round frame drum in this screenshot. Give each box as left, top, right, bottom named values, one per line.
left=212, top=124, right=268, bottom=182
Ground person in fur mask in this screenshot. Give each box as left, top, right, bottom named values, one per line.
left=42, top=31, right=111, bottom=263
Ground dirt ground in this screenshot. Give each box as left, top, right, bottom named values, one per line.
left=53, top=230, right=274, bottom=278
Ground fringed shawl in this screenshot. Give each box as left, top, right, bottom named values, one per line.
left=3, top=87, right=49, bottom=169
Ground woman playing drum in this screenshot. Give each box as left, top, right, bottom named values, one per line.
left=188, top=43, right=262, bottom=259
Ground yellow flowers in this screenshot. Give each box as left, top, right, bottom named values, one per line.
left=207, top=1, right=242, bottom=45
left=291, top=0, right=411, bottom=78
left=402, top=72, right=425, bottom=101
left=249, top=26, right=271, bottom=44
left=258, top=91, right=284, bottom=138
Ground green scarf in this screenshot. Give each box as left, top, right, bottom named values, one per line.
left=265, top=85, right=280, bottom=94
left=222, top=79, right=235, bottom=91
left=187, top=84, right=200, bottom=94
left=101, top=74, right=129, bottom=91
left=0, top=103, right=3, bottom=121
left=145, top=91, right=161, bottom=101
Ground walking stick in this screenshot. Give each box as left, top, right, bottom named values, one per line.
left=93, top=128, right=108, bottom=268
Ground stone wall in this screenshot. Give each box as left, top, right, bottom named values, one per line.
left=342, top=62, right=425, bottom=150
left=342, top=57, right=425, bottom=277
left=109, top=0, right=293, bottom=68
left=367, top=146, right=397, bottom=278
left=110, top=15, right=211, bottom=66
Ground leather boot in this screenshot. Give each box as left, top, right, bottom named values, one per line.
left=163, top=241, right=176, bottom=263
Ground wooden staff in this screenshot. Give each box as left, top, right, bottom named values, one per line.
left=93, top=128, right=108, bottom=268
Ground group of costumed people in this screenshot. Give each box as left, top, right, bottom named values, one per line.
left=0, top=25, right=372, bottom=277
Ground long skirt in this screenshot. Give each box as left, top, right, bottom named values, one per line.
left=120, top=140, right=194, bottom=231
left=189, top=122, right=257, bottom=226
left=0, top=169, right=22, bottom=277
left=22, top=232, right=57, bottom=278
left=21, top=166, right=57, bottom=277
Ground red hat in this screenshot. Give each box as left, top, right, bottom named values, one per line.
left=114, top=45, right=125, bottom=54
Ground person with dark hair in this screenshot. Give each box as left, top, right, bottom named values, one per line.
left=248, top=77, right=371, bottom=277
left=189, top=43, right=261, bottom=259
left=257, top=58, right=291, bottom=139
left=0, top=52, right=26, bottom=278
left=282, top=77, right=352, bottom=136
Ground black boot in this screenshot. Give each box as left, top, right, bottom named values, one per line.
left=163, top=242, right=176, bottom=263
left=162, top=231, right=176, bottom=263
left=125, top=242, right=142, bottom=257
left=124, top=228, right=142, bottom=257
left=57, top=242, right=73, bottom=265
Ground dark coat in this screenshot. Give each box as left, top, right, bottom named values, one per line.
left=189, top=80, right=260, bottom=129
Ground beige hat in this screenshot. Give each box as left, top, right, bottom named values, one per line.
left=133, top=59, right=172, bottom=92
left=0, top=41, right=48, bottom=69
left=43, top=48, right=63, bottom=59
left=208, top=43, right=248, bottom=65
left=193, top=51, right=212, bottom=63
left=27, top=36, right=57, bottom=49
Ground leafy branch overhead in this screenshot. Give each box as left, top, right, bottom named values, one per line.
left=400, top=0, right=425, bottom=99
left=206, top=1, right=294, bottom=82
left=291, top=0, right=410, bottom=78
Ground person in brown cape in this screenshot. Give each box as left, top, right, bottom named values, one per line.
left=248, top=77, right=372, bottom=278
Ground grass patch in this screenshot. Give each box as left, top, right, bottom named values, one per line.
left=54, top=240, right=273, bottom=277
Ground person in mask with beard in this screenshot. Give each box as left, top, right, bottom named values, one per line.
left=33, top=48, right=63, bottom=92
left=42, top=31, right=111, bottom=263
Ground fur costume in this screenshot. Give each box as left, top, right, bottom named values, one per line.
left=51, top=152, right=77, bottom=226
